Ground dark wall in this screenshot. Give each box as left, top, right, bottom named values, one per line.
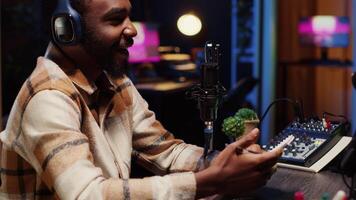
left=2, top=0, right=49, bottom=116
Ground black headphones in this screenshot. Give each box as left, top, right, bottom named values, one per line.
left=51, top=0, right=82, bottom=45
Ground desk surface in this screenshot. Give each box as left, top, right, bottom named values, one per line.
left=252, top=168, right=349, bottom=200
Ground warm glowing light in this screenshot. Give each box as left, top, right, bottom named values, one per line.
left=177, top=14, right=202, bottom=36
left=312, top=16, right=337, bottom=34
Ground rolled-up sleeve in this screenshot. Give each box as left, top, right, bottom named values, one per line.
left=130, top=85, right=207, bottom=199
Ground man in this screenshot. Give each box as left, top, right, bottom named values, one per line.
left=0, top=0, right=282, bottom=199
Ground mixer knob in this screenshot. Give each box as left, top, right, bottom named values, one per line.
left=292, top=149, right=297, bottom=156
left=295, top=138, right=300, bottom=142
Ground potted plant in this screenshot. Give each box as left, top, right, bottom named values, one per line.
left=222, top=108, right=259, bottom=140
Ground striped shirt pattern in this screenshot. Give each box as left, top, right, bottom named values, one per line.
left=0, top=56, right=205, bottom=200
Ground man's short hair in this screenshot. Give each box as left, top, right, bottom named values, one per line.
left=70, top=0, right=87, bottom=14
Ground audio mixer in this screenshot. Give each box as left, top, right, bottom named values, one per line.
left=263, top=118, right=348, bottom=167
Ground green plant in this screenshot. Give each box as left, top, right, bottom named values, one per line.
left=222, top=108, right=258, bottom=138
left=222, top=116, right=244, bottom=138
left=235, top=108, right=258, bottom=121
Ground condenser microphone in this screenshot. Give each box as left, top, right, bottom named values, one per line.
left=198, top=42, right=223, bottom=122
left=186, top=41, right=226, bottom=158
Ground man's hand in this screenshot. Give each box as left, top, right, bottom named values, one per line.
left=195, top=128, right=282, bottom=198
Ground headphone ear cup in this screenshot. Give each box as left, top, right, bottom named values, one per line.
left=51, top=0, right=82, bottom=45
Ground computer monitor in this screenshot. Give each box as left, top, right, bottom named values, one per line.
left=298, top=16, right=350, bottom=48
left=128, top=22, right=160, bottom=63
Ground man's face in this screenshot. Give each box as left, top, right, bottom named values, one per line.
left=81, top=0, right=137, bottom=77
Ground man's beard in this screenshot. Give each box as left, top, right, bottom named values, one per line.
left=82, top=27, right=129, bottom=78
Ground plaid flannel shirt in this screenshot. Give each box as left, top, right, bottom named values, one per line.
left=0, top=52, right=206, bottom=199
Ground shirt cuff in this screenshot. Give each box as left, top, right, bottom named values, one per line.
left=128, top=171, right=196, bottom=200
left=195, top=150, right=220, bottom=171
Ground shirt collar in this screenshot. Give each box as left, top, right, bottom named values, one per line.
left=44, top=43, right=118, bottom=95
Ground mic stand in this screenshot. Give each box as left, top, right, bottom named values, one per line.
left=198, top=81, right=226, bottom=158
left=186, top=82, right=225, bottom=158
left=204, top=121, right=214, bottom=157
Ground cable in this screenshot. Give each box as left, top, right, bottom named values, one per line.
left=260, top=98, right=304, bottom=124
left=322, top=111, right=348, bottom=122
left=342, top=174, right=352, bottom=191
left=342, top=173, right=356, bottom=199
left=322, top=111, right=351, bottom=134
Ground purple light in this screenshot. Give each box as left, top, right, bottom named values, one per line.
left=299, top=16, right=350, bottom=34
left=128, top=22, right=160, bottom=63
left=298, top=16, right=350, bottom=47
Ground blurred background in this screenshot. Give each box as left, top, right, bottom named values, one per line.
left=1, top=0, right=356, bottom=148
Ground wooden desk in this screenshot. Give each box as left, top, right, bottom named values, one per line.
left=252, top=168, right=349, bottom=200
